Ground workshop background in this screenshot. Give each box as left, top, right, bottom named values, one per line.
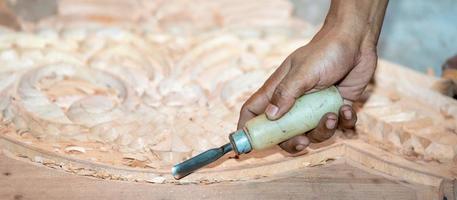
left=292, top=0, right=457, bottom=75
left=3, top=0, right=457, bottom=74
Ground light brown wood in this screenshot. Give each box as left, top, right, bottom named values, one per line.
left=1, top=133, right=456, bottom=199
left=0, top=1, right=456, bottom=199
left=1, top=60, right=455, bottom=185
left=0, top=0, right=315, bottom=183
left=0, top=151, right=439, bottom=200
left=358, top=60, right=457, bottom=163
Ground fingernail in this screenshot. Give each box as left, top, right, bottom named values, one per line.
left=343, top=110, right=352, bottom=120
left=265, top=104, right=279, bottom=118
left=295, top=145, right=305, bottom=151
left=326, top=118, right=336, bottom=129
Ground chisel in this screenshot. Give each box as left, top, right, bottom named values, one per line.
left=172, top=86, right=343, bottom=179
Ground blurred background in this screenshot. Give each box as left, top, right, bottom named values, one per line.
left=2, top=0, right=456, bottom=75
left=292, top=0, right=457, bottom=75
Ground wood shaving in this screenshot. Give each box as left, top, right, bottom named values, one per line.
left=64, top=145, right=86, bottom=154
left=0, top=0, right=318, bottom=175
left=0, top=0, right=455, bottom=186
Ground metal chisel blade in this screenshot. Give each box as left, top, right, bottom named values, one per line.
left=172, top=143, right=233, bottom=180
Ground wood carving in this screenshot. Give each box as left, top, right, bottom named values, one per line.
left=358, top=61, right=457, bottom=162
left=0, top=0, right=456, bottom=199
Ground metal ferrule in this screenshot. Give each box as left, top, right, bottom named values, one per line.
left=229, top=129, right=252, bottom=155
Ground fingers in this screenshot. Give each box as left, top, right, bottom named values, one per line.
left=307, top=112, right=338, bottom=143
left=237, top=90, right=270, bottom=129
left=265, top=68, right=317, bottom=120
left=280, top=113, right=337, bottom=154
left=238, top=58, right=292, bottom=128
left=279, top=135, right=310, bottom=154
left=265, top=83, right=297, bottom=120
left=338, top=105, right=357, bottom=129
left=279, top=107, right=356, bottom=154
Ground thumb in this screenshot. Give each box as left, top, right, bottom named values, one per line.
left=265, top=71, right=316, bottom=120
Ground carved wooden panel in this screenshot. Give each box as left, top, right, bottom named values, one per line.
left=0, top=0, right=456, bottom=199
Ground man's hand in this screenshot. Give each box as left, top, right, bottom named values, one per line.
left=237, top=0, right=388, bottom=154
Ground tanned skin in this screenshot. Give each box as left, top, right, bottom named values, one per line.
left=238, top=0, right=389, bottom=153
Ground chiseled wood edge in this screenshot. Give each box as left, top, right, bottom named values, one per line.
left=0, top=132, right=346, bottom=183
left=376, top=60, right=457, bottom=118
left=1, top=133, right=454, bottom=193
left=344, top=139, right=455, bottom=200
left=0, top=60, right=454, bottom=198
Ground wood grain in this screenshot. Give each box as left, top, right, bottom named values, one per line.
left=0, top=1, right=456, bottom=199
left=0, top=151, right=432, bottom=200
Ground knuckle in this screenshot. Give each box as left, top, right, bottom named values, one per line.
left=240, top=103, right=254, bottom=116
left=241, top=98, right=252, bottom=109
left=240, top=101, right=255, bottom=115
left=273, top=83, right=292, bottom=100
left=242, top=93, right=259, bottom=108
left=240, top=103, right=249, bottom=113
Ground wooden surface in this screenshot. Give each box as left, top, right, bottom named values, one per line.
left=0, top=1, right=455, bottom=199
left=0, top=151, right=438, bottom=200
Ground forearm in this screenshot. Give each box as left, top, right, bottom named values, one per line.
left=317, top=0, right=389, bottom=50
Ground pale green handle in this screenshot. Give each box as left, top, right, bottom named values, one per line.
left=244, top=86, right=343, bottom=150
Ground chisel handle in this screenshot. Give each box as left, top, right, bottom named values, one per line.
left=244, top=86, right=343, bottom=150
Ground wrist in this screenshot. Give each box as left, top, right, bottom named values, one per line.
left=318, top=0, right=388, bottom=51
